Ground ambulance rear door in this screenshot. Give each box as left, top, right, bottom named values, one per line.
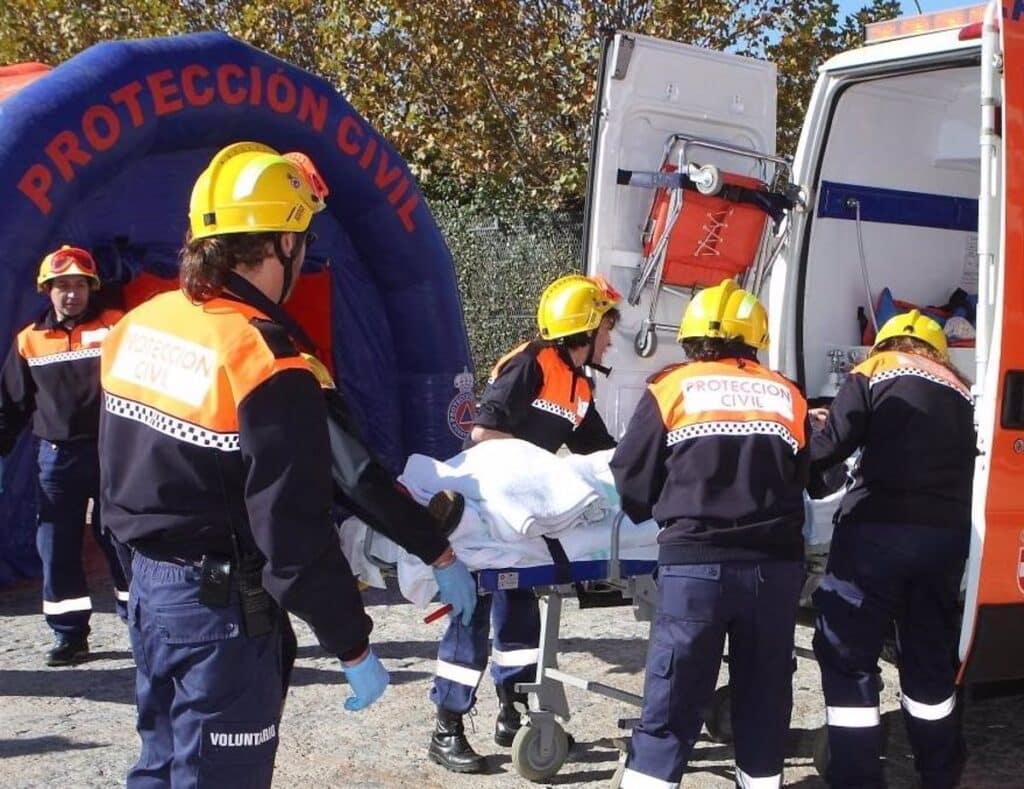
left=959, top=2, right=1024, bottom=686
left=582, top=32, right=777, bottom=437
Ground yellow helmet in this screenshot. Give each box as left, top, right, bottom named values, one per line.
left=873, top=309, right=948, bottom=358
left=677, top=279, right=768, bottom=349
left=537, top=274, right=621, bottom=341
left=188, top=142, right=328, bottom=240
left=36, top=245, right=101, bottom=292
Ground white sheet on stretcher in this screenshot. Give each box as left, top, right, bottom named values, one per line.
left=341, top=445, right=660, bottom=606
left=338, top=442, right=837, bottom=606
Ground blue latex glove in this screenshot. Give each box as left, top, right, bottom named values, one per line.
left=433, top=558, right=477, bottom=626
left=342, top=649, right=389, bottom=711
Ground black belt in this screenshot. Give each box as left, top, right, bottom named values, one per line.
left=132, top=544, right=219, bottom=568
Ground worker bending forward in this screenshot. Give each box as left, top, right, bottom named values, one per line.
left=429, top=274, right=619, bottom=772
left=100, top=143, right=388, bottom=788
left=809, top=310, right=975, bottom=789
left=610, top=279, right=808, bottom=788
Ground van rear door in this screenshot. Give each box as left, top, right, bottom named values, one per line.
left=959, top=4, right=1024, bottom=685
left=582, top=32, right=777, bottom=437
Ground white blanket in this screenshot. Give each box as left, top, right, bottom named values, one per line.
left=339, top=443, right=837, bottom=607
left=399, top=439, right=608, bottom=540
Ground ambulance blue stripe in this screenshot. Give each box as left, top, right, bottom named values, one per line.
left=817, top=181, right=977, bottom=232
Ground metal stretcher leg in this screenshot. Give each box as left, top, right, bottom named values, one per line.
left=511, top=590, right=571, bottom=781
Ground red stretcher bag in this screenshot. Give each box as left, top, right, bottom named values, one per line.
left=643, top=166, right=772, bottom=288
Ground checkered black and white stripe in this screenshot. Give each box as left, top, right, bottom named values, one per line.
left=869, top=367, right=972, bottom=403
left=26, top=347, right=102, bottom=366
left=666, top=419, right=801, bottom=454
left=104, top=393, right=240, bottom=452
left=531, top=398, right=578, bottom=427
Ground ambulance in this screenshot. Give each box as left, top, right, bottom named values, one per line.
left=584, top=0, right=1023, bottom=686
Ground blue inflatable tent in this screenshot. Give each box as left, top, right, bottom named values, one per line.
left=0, top=33, right=473, bottom=584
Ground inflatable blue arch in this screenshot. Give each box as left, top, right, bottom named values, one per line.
left=0, top=32, right=473, bottom=584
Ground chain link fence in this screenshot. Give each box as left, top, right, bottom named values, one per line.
left=433, top=202, right=584, bottom=387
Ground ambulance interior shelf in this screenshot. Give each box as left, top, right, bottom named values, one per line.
left=616, top=133, right=802, bottom=358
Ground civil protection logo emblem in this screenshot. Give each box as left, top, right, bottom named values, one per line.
left=447, top=368, right=476, bottom=440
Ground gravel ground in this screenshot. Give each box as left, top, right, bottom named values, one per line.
left=2, top=556, right=1022, bottom=789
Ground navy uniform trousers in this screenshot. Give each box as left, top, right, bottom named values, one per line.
left=126, top=552, right=284, bottom=789
left=37, top=439, right=129, bottom=636
left=813, top=521, right=968, bottom=789
left=621, top=560, right=804, bottom=789
left=431, top=588, right=540, bottom=713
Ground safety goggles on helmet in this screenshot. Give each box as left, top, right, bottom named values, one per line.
left=37, top=245, right=101, bottom=292
left=284, top=152, right=329, bottom=210
left=537, top=274, right=623, bottom=341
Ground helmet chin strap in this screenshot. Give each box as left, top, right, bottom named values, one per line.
left=583, top=331, right=612, bottom=377
left=272, top=235, right=296, bottom=305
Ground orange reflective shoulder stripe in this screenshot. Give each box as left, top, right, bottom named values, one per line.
left=532, top=346, right=592, bottom=428
left=102, top=291, right=308, bottom=437
left=652, top=360, right=806, bottom=452
left=489, top=341, right=532, bottom=382
left=853, top=350, right=971, bottom=401
left=223, top=320, right=310, bottom=406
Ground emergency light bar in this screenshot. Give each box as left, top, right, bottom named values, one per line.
left=865, top=4, right=986, bottom=43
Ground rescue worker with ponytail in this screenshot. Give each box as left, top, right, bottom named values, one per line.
left=99, top=142, right=391, bottom=788
left=0, top=245, right=129, bottom=666
left=428, top=273, right=619, bottom=773
left=610, top=279, right=809, bottom=788
left=809, top=310, right=975, bottom=789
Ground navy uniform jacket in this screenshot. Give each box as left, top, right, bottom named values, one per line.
left=0, top=302, right=121, bottom=455
left=99, top=288, right=371, bottom=661
left=611, top=357, right=809, bottom=564
left=809, top=350, right=976, bottom=529
left=473, top=340, right=616, bottom=454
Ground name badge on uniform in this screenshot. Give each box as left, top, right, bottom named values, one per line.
left=80, top=327, right=110, bottom=346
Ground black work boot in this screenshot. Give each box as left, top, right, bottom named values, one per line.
left=494, top=686, right=527, bottom=747
left=46, top=634, right=89, bottom=667
left=428, top=708, right=486, bottom=773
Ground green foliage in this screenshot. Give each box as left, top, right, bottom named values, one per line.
left=1, top=0, right=900, bottom=208
left=0, top=0, right=902, bottom=373
left=433, top=201, right=582, bottom=381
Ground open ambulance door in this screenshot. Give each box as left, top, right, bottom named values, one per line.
left=958, top=2, right=1024, bottom=686
left=581, top=32, right=779, bottom=438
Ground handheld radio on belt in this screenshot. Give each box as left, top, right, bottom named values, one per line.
left=210, top=451, right=278, bottom=638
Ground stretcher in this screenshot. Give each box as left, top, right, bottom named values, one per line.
left=474, top=512, right=658, bottom=782
left=617, top=133, right=801, bottom=358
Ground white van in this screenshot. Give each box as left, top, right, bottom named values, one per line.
left=584, top=1, right=1023, bottom=685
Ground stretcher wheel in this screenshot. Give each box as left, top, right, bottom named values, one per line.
left=634, top=326, right=657, bottom=358
left=813, top=726, right=830, bottom=777
left=704, top=685, right=733, bottom=743
left=691, top=163, right=722, bottom=196
left=511, top=721, right=570, bottom=782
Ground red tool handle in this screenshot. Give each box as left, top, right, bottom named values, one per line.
left=423, top=603, right=453, bottom=624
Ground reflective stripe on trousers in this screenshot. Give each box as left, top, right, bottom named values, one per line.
left=430, top=588, right=540, bottom=714
left=36, top=439, right=130, bottom=636
left=813, top=521, right=967, bottom=789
